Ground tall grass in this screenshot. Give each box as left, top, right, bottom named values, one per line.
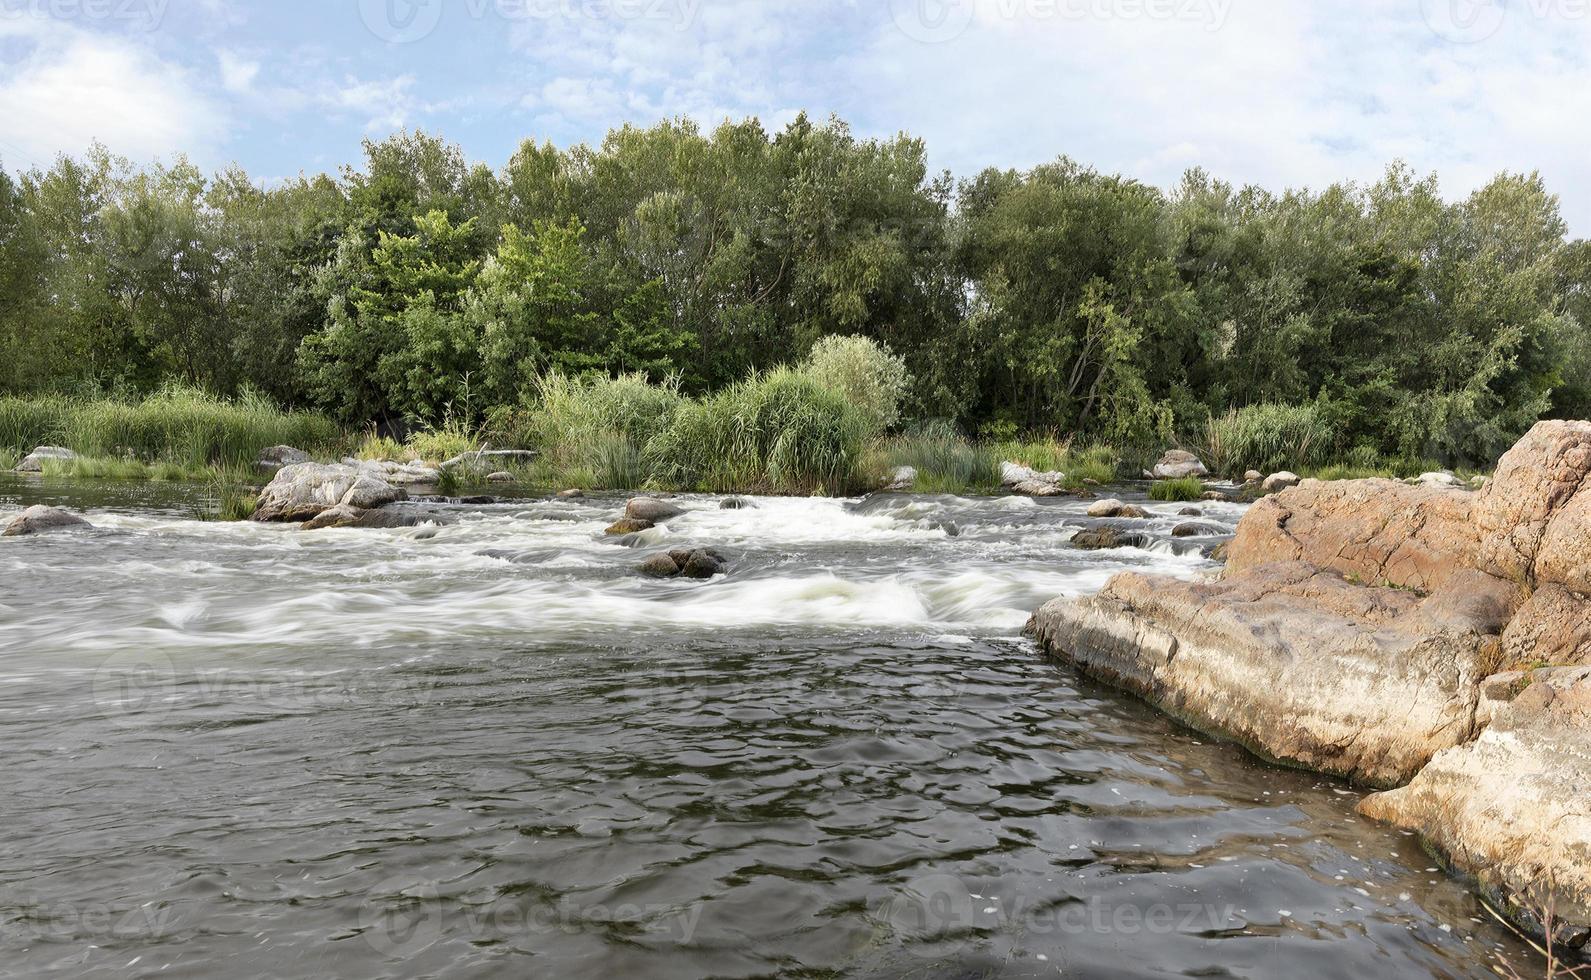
left=1201, top=403, right=1334, bottom=478
left=877, top=422, right=1003, bottom=493
left=0, top=386, right=341, bottom=469
left=645, top=368, right=872, bottom=494
left=520, top=372, right=683, bottom=490
left=1149, top=476, right=1206, bottom=502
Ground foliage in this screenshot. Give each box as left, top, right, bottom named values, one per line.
left=1148, top=477, right=1206, bottom=502
left=1200, top=403, right=1335, bottom=477
left=0, top=386, right=340, bottom=468
left=2, top=124, right=1587, bottom=470
left=878, top=421, right=1002, bottom=492
left=801, top=335, right=911, bottom=434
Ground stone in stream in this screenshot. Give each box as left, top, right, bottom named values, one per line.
left=719, top=497, right=754, bottom=510
left=1179, top=507, right=1203, bottom=517
left=639, top=548, right=729, bottom=579
left=625, top=497, right=685, bottom=522
left=14, top=446, right=76, bottom=473
left=1087, top=499, right=1149, bottom=519
left=301, top=503, right=440, bottom=531
left=1171, top=521, right=1222, bottom=538
left=1070, top=526, right=1152, bottom=551
left=2, top=505, right=92, bottom=536
left=606, top=518, right=655, bottom=536
left=252, top=462, right=406, bottom=523
left=1026, top=420, right=1591, bottom=944
left=557, top=489, right=585, bottom=499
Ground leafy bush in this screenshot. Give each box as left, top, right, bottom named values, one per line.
left=1201, top=403, right=1334, bottom=477
left=1149, top=476, right=1206, bottom=502
left=801, top=335, right=910, bottom=434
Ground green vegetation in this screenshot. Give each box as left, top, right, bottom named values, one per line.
left=1149, top=477, right=1207, bottom=502
left=1, top=122, right=1586, bottom=475
left=0, top=387, right=340, bottom=471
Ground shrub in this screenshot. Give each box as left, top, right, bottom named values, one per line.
left=1149, top=476, right=1206, bottom=502
left=406, top=421, right=481, bottom=463
left=1201, top=403, right=1334, bottom=477
left=523, top=372, right=683, bottom=489
left=801, top=335, right=910, bottom=434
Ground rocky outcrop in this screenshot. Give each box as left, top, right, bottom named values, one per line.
left=1360, top=667, right=1591, bottom=944
left=253, top=463, right=406, bottom=523
left=3, top=505, right=92, bottom=536
left=1027, top=420, right=1591, bottom=943
left=14, top=446, right=76, bottom=473
left=1146, top=450, right=1208, bottom=480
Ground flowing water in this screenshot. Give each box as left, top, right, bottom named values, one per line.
left=0, top=477, right=1542, bottom=978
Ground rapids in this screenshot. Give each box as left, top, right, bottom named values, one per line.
left=0, top=478, right=1540, bottom=977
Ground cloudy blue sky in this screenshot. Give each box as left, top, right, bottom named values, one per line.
left=2, top=0, right=1589, bottom=229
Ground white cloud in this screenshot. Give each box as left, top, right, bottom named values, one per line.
left=0, top=18, right=226, bottom=169
left=325, top=74, right=421, bottom=133
left=217, top=49, right=260, bottom=94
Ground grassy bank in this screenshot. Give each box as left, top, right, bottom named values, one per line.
left=0, top=387, right=343, bottom=473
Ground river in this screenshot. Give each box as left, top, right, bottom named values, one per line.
left=0, top=478, right=1539, bottom=978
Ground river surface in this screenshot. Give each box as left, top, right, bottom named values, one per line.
left=0, top=477, right=1542, bottom=978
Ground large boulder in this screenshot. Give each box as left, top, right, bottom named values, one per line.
left=1359, top=667, right=1591, bottom=948
left=253, top=463, right=405, bottom=523
left=1087, top=499, right=1149, bottom=519
left=625, top=497, right=685, bottom=523
left=14, top=446, right=76, bottom=473
left=1002, top=461, right=1067, bottom=496
left=3, top=505, right=92, bottom=536
left=1146, top=449, right=1208, bottom=480
left=1261, top=471, right=1300, bottom=494
left=1026, top=420, right=1591, bottom=939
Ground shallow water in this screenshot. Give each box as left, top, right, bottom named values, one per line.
left=0, top=477, right=1540, bottom=978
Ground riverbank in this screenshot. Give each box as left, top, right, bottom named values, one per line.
left=1027, top=421, right=1591, bottom=955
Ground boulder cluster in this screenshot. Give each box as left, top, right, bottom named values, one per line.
left=1027, top=421, right=1591, bottom=945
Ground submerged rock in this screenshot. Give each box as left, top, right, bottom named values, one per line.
left=719, top=497, right=754, bottom=510
left=1026, top=420, right=1591, bottom=941
left=1172, top=521, right=1222, bottom=538
left=301, top=503, right=440, bottom=531
left=253, top=462, right=406, bottom=523
left=3, top=505, right=92, bottom=536
left=14, top=446, right=76, bottom=473
left=1070, top=526, right=1152, bottom=551
left=1146, top=450, right=1209, bottom=480
left=625, top=497, right=685, bottom=523
left=557, top=489, right=585, bottom=499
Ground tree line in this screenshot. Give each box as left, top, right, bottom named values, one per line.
left=2, top=114, right=1587, bottom=467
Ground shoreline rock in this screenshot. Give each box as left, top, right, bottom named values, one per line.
left=253, top=462, right=406, bottom=523
left=14, top=446, right=76, bottom=473
left=1026, top=420, right=1591, bottom=944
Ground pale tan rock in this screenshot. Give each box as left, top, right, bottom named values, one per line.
left=1359, top=667, right=1591, bottom=946
left=1028, top=562, right=1508, bottom=787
